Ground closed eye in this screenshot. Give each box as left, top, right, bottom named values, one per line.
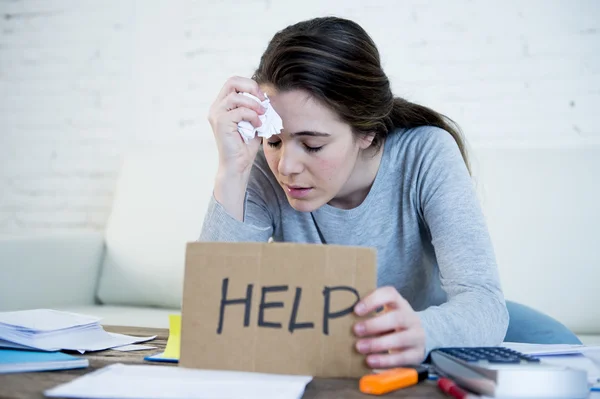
left=267, top=140, right=323, bottom=153
left=304, top=144, right=323, bottom=153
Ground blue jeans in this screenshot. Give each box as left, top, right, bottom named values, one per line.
left=505, top=301, right=582, bottom=344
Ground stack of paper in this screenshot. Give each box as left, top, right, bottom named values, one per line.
left=45, top=363, right=313, bottom=399
left=502, top=342, right=600, bottom=356
left=0, top=309, right=155, bottom=353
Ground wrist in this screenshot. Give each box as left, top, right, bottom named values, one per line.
left=216, top=165, right=252, bottom=184
left=213, top=167, right=251, bottom=222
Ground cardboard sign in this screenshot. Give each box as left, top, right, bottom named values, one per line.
left=179, top=242, right=376, bottom=378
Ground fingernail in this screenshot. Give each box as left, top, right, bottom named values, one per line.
left=260, top=106, right=267, bottom=113
left=354, top=323, right=365, bottom=335
left=357, top=341, right=369, bottom=353
left=355, top=303, right=366, bottom=315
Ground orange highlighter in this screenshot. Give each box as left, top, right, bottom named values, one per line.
left=359, top=366, right=429, bottom=395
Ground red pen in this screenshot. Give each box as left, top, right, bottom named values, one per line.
left=437, top=377, right=479, bottom=399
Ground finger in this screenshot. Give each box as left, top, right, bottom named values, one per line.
left=354, top=286, right=405, bottom=316
left=366, top=348, right=425, bottom=368
left=356, top=329, right=421, bottom=354
left=227, top=107, right=262, bottom=129
left=217, top=76, right=265, bottom=103
left=222, top=92, right=266, bottom=115
left=354, top=310, right=413, bottom=337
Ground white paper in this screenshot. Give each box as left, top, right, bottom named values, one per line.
left=112, top=344, right=157, bottom=352
left=0, top=309, right=100, bottom=332
left=72, top=331, right=155, bottom=353
left=0, top=309, right=155, bottom=352
left=502, top=342, right=600, bottom=356
left=0, top=339, right=37, bottom=350
left=237, top=93, right=283, bottom=144
left=44, top=363, right=313, bottom=399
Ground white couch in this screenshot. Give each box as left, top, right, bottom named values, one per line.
left=1, top=141, right=599, bottom=344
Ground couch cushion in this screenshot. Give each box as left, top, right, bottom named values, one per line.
left=96, top=143, right=218, bottom=309
left=470, top=145, right=600, bottom=334
left=57, top=305, right=179, bottom=329
left=578, top=335, right=600, bottom=346
left=0, top=232, right=105, bottom=311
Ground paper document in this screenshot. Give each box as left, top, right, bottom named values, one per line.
left=0, top=309, right=155, bottom=352
left=502, top=342, right=600, bottom=356
left=112, top=344, right=157, bottom=352
left=0, top=309, right=101, bottom=331
left=44, top=363, right=313, bottom=399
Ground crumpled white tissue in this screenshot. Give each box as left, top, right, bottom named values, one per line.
left=237, top=92, right=283, bottom=144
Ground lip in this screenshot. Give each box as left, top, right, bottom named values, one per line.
left=284, top=184, right=313, bottom=199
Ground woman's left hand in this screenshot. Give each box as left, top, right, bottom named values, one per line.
left=353, top=286, right=426, bottom=368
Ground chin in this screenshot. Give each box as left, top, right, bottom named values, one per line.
left=286, top=197, right=324, bottom=213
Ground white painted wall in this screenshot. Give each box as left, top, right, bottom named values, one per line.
left=1, top=0, right=599, bottom=234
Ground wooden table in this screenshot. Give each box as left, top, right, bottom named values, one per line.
left=0, top=326, right=446, bottom=399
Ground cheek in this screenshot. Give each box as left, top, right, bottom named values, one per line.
left=314, top=152, right=348, bottom=182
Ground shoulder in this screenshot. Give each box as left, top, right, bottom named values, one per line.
left=389, top=126, right=461, bottom=157
left=385, top=126, right=466, bottom=174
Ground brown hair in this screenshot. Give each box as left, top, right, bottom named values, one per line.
left=253, top=16, right=470, bottom=173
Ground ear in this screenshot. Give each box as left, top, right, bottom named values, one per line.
left=358, top=132, right=376, bottom=150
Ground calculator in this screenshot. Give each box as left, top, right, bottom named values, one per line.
left=430, top=346, right=589, bottom=398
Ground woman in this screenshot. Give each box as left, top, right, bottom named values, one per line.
left=201, top=16, right=581, bottom=367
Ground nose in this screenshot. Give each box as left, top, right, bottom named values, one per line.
left=278, top=146, right=304, bottom=176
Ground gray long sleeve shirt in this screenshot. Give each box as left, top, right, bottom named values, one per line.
left=200, top=126, right=509, bottom=355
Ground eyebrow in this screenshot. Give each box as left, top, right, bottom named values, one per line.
left=290, top=131, right=331, bottom=137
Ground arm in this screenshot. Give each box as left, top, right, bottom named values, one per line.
left=199, top=157, right=278, bottom=243
left=415, top=128, right=509, bottom=354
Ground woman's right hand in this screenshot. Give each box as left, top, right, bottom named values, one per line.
left=208, top=76, right=267, bottom=175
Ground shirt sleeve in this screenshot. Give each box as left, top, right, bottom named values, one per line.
left=199, top=159, right=278, bottom=243
left=412, top=127, right=509, bottom=356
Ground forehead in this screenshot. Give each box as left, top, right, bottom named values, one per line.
left=265, top=88, right=347, bottom=134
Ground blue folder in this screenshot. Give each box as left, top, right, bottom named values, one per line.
left=0, top=349, right=89, bottom=374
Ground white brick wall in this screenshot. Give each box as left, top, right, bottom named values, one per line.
left=1, top=0, right=599, bottom=235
